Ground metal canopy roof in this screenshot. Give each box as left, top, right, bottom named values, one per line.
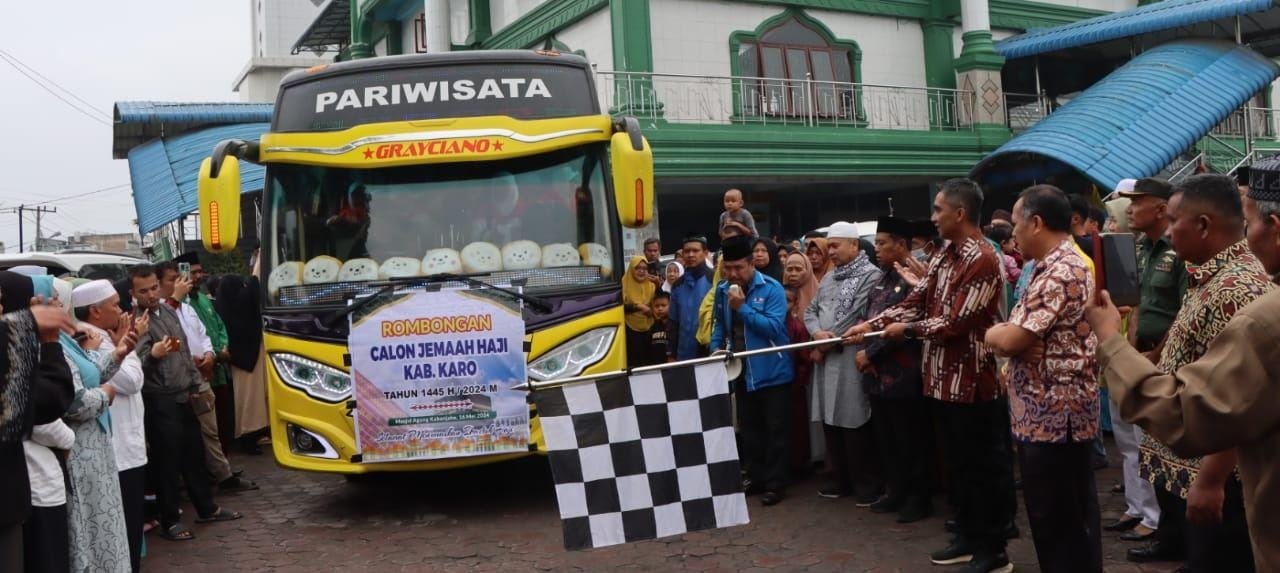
left=996, top=0, right=1280, bottom=59
left=127, top=123, right=269, bottom=235
left=113, top=101, right=274, bottom=159
left=972, top=39, right=1280, bottom=193
left=293, top=0, right=351, bottom=55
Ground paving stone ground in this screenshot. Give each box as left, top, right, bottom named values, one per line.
left=145, top=437, right=1184, bottom=572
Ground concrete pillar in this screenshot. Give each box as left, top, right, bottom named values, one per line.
left=427, top=0, right=451, bottom=53
left=609, top=0, right=663, bottom=118
left=955, top=0, right=1007, bottom=131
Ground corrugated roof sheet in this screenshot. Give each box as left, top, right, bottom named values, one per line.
left=996, top=0, right=1277, bottom=59
left=128, top=123, right=269, bottom=235
left=112, top=101, right=274, bottom=159
left=972, top=39, right=1280, bottom=192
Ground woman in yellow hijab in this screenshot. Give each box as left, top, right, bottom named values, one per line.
left=622, top=255, right=656, bottom=366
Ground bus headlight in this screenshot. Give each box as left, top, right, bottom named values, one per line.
left=270, top=353, right=352, bottom=402
left=527, top=327, right=616, bottom=382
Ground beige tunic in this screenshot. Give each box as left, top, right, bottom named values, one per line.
left=1100, top=288, right=1280, bottom=572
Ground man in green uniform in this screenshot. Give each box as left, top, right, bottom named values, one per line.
left=1115, top=177, right=1189, bottom=563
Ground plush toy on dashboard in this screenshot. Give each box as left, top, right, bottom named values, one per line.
left=540, top=243, right=581, bottom=268
left=303, top=256, right=343, bottom=284
left=268, top=262, right=303, bottom=295
left=501, top=240, right=542, bottom=270
left=379, top=257, right=421, bottom=279
left=460, top=242, right=503, bottom=273
left=338, top=258, right=379, bottom=282
left=579, top=243, right=612, bottom=277
left=421, top=248, right=463, bottom=276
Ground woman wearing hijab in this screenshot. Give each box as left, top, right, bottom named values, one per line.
left=805, top=237, right=831, bottom=283
left=753, top=238, right=785, bottom=283
left=217, top=263, right=268, bottom=450
left=622, top=256, right=657, bottom=367
left=661, top=261, right=683, bottom=294
left=36, top=277, right=131, bottom=572
left=0, top=272, right=75, bottom=573
left=783, top=252, right=824, bottom=468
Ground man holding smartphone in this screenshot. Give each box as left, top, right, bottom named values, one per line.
left=158, top=260, right=257, bottom=494
left=131, top=264, right=241, bottom=541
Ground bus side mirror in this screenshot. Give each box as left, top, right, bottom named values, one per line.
left=610, top=117, right=654, bottom=228
left=198, top=155, right=242, bottom=253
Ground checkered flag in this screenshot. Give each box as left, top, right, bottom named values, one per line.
left=532, top=362, right=749, bottom=550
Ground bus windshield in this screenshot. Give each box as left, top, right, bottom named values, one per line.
left=264, top=144, right=617, bottom=307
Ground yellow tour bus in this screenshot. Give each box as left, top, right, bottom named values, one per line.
left=196, top=50, right=653, bottom=475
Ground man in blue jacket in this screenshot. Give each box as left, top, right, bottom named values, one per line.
left=711, top=235, right=794, bottom=506
left=667, top=235, right=713, bottom=360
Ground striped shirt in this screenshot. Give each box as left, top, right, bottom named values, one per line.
left=867, top=233, right=1004, bottom=403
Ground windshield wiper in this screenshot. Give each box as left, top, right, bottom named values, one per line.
left=322, top=273, right=553, bottom=329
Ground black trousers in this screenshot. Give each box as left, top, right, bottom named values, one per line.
left=935, top=398, right=1016, bottom=555
left=737, top=382, right=791, bottom=492
left=21, top=505, right=68, bottom=573
left=144, top=393, right=217, bottom=526
left=871, top=396, right=934, bottom=500
left=1018, top=440, right=1102, bottom=573
left=824, top=422, right=881, bottom=496
left=119, top=466, right=146, bottom=572
left=1186, top=478, right=1255, bottom=573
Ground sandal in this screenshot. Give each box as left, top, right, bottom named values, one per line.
left=195, top=507, right=243, bottom=523
left=159, top=524, right=195, bottom=541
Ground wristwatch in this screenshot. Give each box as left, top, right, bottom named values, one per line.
left=903, top=323, right=917, bottom=339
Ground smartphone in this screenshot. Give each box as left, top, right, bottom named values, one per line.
left=1099, top=233, right=1140, bottom=308
left=178, top=262, right=191, bottom=280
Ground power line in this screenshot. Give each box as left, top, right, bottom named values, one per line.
left=35, top=183, right=131, bottom=205
left=0, top=51, right=110, bottom=126
left=0, top=48, right=110, bottom=120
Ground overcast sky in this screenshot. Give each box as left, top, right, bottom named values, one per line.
left=0, top=1, right=252, bottom=253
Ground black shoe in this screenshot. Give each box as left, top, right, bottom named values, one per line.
left=1104, top=516, right=1141, bottom=532
left=869, top=495, right=903, bottom=514
left=1003, top=522, right=1021, bottom=540
left=761, top=491, right=783, bottom=506
left=1119, top=525, right=1157, bottom=542
left=961, top=551, right=1013, bottom=573
left=930, top=540, right=974, bottom=566
left=1092, top=457, right=1109, bottom=470
left=817, top=486, right=851, bottom=499
left=854, top=491, right=881, bottom=507
left=742, top=478, right=760, bottom=496
left=1127, top=541, right=1183, bottom=563
left=1111, top=482, right=1124, bottom=494
left=945, top=518, right=959, bottom=533
left=897, top=497, right=932, bottom=523
left=1013, top=479, right=1022, bottom=490
left=217, top=476, right=259, bottom=493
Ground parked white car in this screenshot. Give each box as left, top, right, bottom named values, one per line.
left=0, top=251, right=147, bottom=282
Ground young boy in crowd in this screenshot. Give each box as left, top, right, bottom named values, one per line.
left=642, top=292, right=672, bottom=366
left=719, top=188, right=759, bottom=239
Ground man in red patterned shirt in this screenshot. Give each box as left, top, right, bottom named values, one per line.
left=846, top=178, right=1013, bottom=573
left=986, top=185, right=1101, bottom=573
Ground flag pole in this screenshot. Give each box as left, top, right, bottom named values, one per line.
left=517, top=332, right=884, bottom=392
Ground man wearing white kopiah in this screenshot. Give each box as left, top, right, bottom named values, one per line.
left=71, top=279, right=148, bottom=572
left=805, top=221, right=883, bottom=503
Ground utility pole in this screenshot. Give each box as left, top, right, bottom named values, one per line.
left=2, top=205, right=57, bottom=252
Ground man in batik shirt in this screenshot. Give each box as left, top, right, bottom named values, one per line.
left=987, top=185, right=1101, bottom=573
left=1139, top=175, right=1273, bottom=571
left=847, top=179, right=1013, bottom=572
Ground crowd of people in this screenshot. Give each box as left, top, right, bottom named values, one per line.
left=0, top=250, right=269, bottom=572
left=621, top=178, right=1280, bottom=572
